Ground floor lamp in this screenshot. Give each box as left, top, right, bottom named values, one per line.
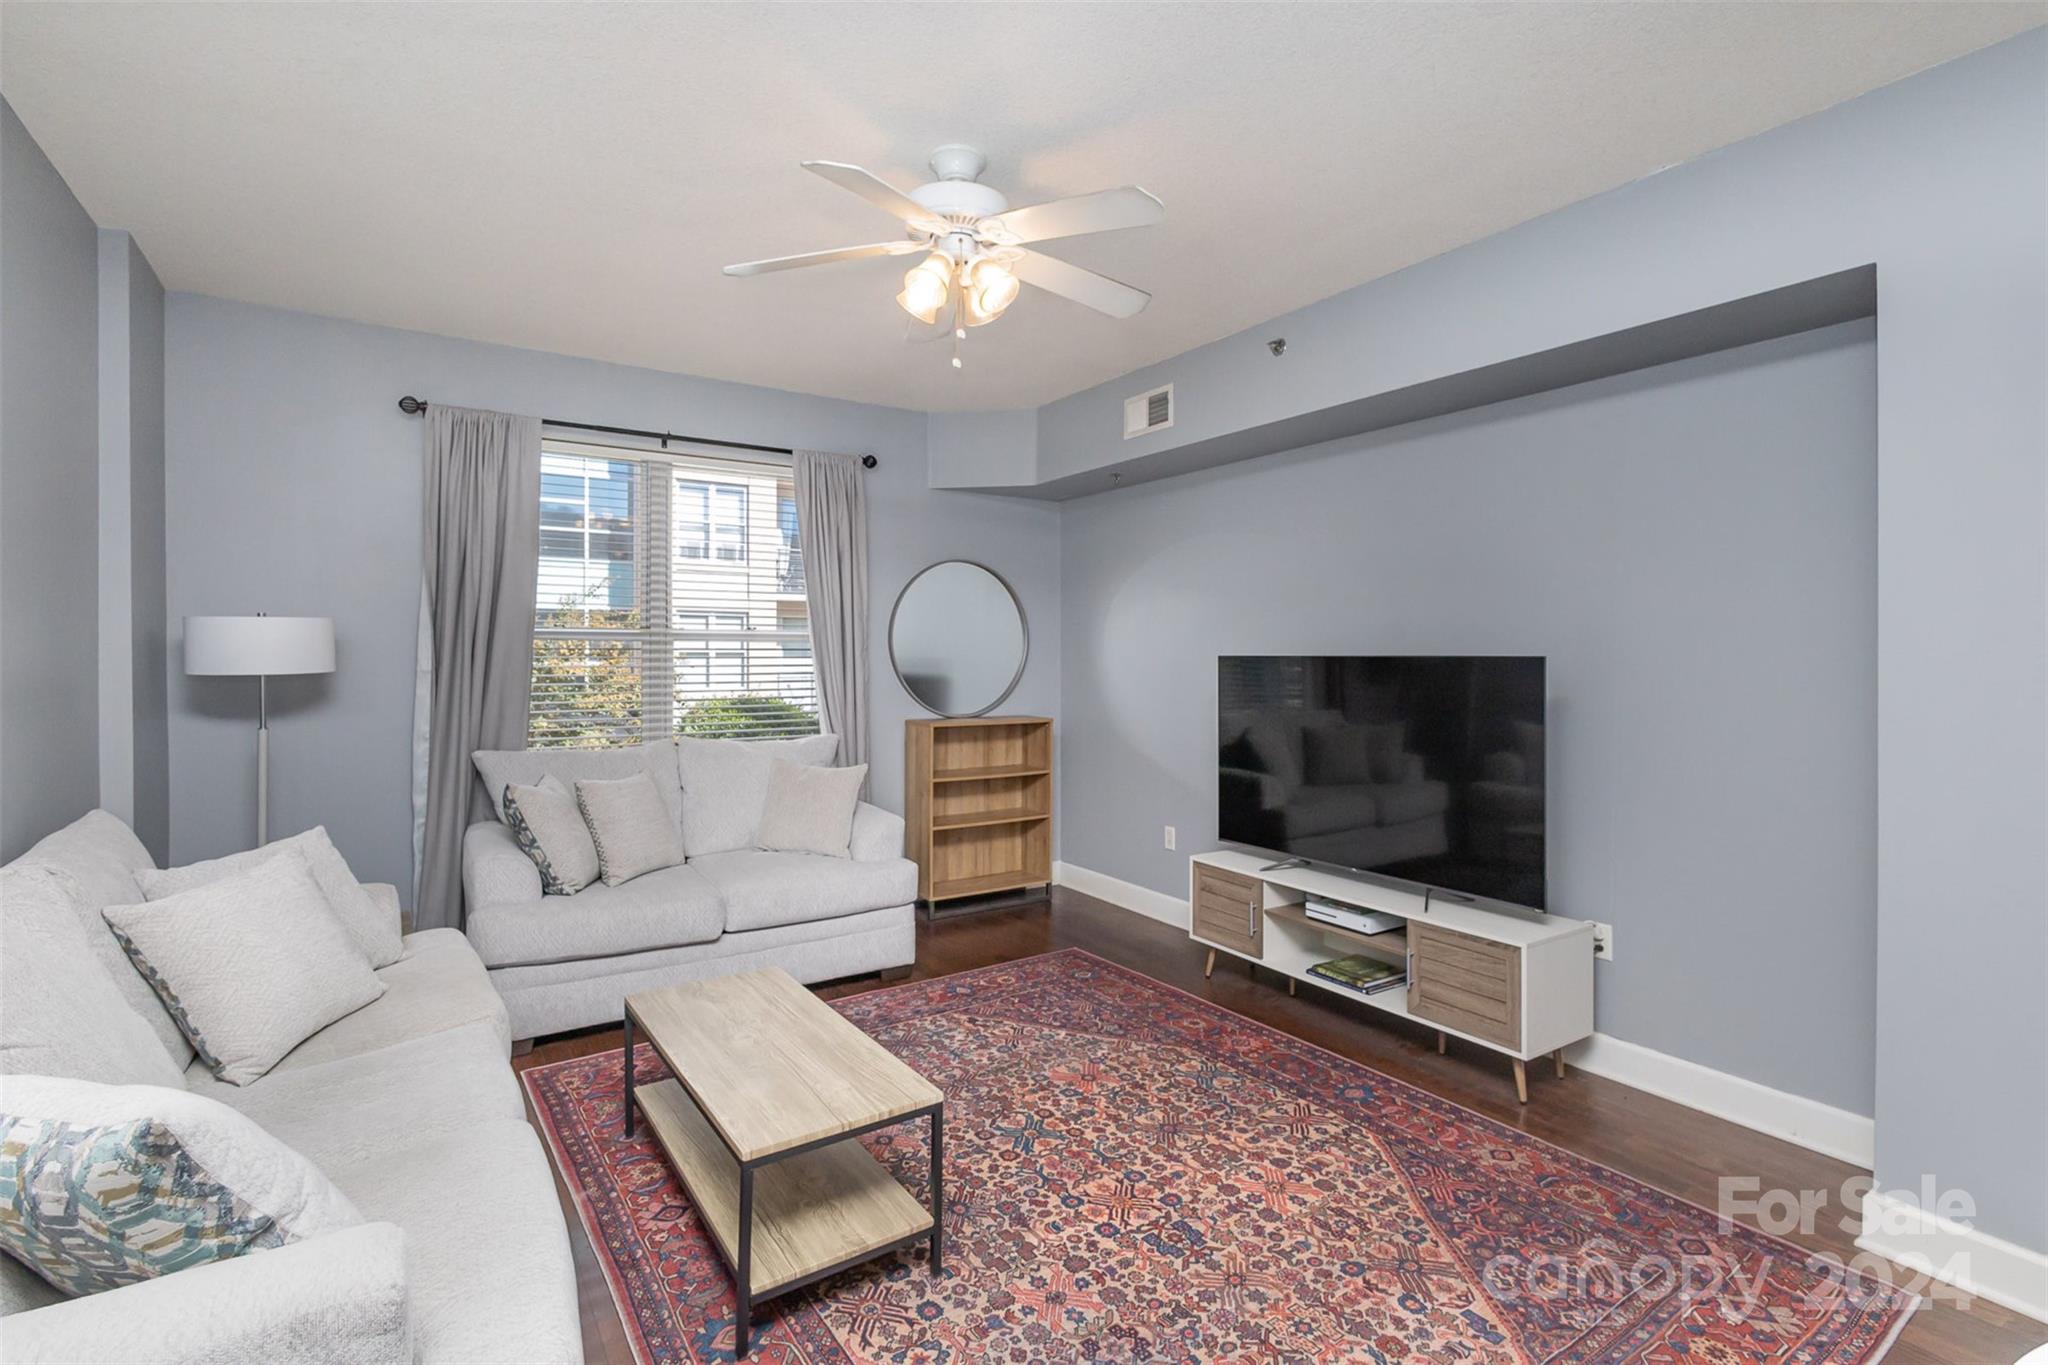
left=185, top=615, right=335, bottom=846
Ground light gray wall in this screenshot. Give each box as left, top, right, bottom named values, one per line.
left=96, top=229, right=170, bottom=863
left=1, top=98, right=100, bottom=860
left=1061, top=321, right=1878, bottom=1114
left=162, top=295, right=1061, bottom=904
left=927, top=408, right=1038, bottom=489
left=1044, top=31, right=2047, bottom=1249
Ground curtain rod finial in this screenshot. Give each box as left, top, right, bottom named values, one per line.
left=398, top=396, right=427, bottom=416
left=861, top=454, right=878, bottom=469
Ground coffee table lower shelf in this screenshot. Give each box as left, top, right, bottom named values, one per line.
left=634, top=1078, right=936, bottom=1300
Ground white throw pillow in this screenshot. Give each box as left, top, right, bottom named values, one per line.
left=0, top=864, right=184, bottom=1090
left=575, top=773, right=687, bottom=886
left=503, top=774, right=600, bottom=895
left=101, top=854, right=386, bottom=1086
left=0, top=1073, right=360, bottom=1297
left=675, top=734, right=840, bottom=856
left=135, top=826, right=403, bottom=969
left=755, top=759, right=868, bottom=858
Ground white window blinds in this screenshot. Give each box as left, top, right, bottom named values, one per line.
left=531, top=438, right=818, bottom=747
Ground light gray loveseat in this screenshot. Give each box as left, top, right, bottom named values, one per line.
left=462, top=734, right=917, bottom=1044
left=0, top=810, right=580, bottom=1364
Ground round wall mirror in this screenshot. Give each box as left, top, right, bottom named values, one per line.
left=889, top=560, right=1028, bottom=717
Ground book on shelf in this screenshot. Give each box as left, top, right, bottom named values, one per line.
left=1307, top=954, right=1407, bottom=996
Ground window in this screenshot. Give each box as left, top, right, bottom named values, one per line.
left=676, top=480, right=747, bottom=562
left=530, top=439, right=817, bottom=746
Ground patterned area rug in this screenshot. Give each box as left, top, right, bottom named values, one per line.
left=522, top=950, right=1914, bottom=1363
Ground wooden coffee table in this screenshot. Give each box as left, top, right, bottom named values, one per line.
left=622, top=968, right=944, bottom=1358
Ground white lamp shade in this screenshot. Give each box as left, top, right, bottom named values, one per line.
left=184, top=616, right=335, bottom=676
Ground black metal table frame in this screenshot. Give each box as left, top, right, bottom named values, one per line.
left=622, top=1006, right=944, bottom=1359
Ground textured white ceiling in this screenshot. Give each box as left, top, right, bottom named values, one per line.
left=4, top=3, right=2039, bottom=411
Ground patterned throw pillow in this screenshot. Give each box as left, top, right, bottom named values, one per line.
left=503, top=775, right=599, bottom=895
left=0, top=1075, right=359, bottom=1297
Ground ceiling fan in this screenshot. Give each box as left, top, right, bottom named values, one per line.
left=723, top=145, right=1163, bottom=367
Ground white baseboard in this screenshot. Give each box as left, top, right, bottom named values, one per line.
left=1053, top=861, right=1188, bottom=928
left=1052, top=859, right=1874, bottom=1169
left=1856, top=1188, right=2048, bottom=1322
left=1563, top=1032, right=1875, bottom=1169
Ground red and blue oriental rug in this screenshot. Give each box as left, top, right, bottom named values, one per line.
left=521, top=949, right=1914, bottom=1363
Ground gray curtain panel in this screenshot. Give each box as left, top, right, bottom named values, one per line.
left=417, top=406, right=541, bottom=929
left=793, top=450, right=870, bottom=773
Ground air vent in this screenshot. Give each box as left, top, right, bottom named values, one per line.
left=1123, top=384, right=1174, bottom=439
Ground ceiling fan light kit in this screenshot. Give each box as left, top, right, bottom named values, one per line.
left=725, top=145, right=1163, bottom=369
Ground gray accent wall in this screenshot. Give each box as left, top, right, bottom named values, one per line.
left=162, top=295, right=1062, bottom=904
left=96, top=229, right=170, bottom=863
left=1060, top=321, right=1878, bottom=1114
left=1, top=98, right=100, bottom=860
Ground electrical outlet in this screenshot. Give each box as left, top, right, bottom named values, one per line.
left=1163, top=825, right=1177, bottom=851
left=1591, top=922, right=1615, bottom=961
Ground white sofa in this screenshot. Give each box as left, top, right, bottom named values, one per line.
left=0, top=811, right=581, bottom=1365
left=463, top=736, right=918, bottom=1043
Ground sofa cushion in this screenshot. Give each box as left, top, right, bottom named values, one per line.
left=464, top=862, right=724, bottom=968
left=675, top=733, right=838, bottom=856
left=185, top=1020, right=523, bottom=1173
left=327, top=1121, right=580, bottom=1365
left=473, top=740, right=681, bottom=833
left=16, top=809, right=154, bottom=913
left=260, top=928, right=512, bottom=1072
left=0, top=1074, right=361, bottom=1298
left=687, top=848, right=917, bottom=933
left=13, top=811, right=192, bottom=1068
left=136, top=826, right=404, bottom=968
left=0, top=863, right=184, bottom=1089
left=103, top=855, right=387, bottom=1086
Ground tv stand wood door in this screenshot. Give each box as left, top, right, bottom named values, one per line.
left=1186, top=851, right=1595, bottom=1103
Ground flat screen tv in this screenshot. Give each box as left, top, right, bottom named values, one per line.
left=1219, top=656, right=1546, bottom=912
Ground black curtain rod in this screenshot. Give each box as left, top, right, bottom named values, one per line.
left=397, top=396, right=877, bottom=468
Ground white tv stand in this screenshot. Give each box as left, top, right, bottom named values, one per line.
left=1189, top=851, right=1595, bottom=1102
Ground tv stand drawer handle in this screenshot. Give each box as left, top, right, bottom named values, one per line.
left=1247, top=899, right=1257, bottom=936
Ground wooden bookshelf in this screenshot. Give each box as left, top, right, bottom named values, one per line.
left=905, top=717, right=1053, bottom=911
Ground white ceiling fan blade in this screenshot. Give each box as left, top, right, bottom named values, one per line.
left=984, top=187, right=1163, bottom=245
left=723, top=240, right=924, bottom=277
left=802, top=161, right=947, bottom=233
left=1010, top=250, right=1151, bottom=319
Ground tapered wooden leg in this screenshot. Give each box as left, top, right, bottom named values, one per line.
left=1553, top=1049, right=1566, bottom=1079
left=1204, top=948, right=1216, bottom=979
left=1436, top=1031, right=1447, bottom=1055
left=1512, top=1059, right=1529, bottom=1104
left=877, top=963, right=913, bottom=982
left=1287, top=977, right=1296, bottom=996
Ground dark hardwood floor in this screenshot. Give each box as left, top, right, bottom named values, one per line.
left=515, top=888, right=2044, bottom=1365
